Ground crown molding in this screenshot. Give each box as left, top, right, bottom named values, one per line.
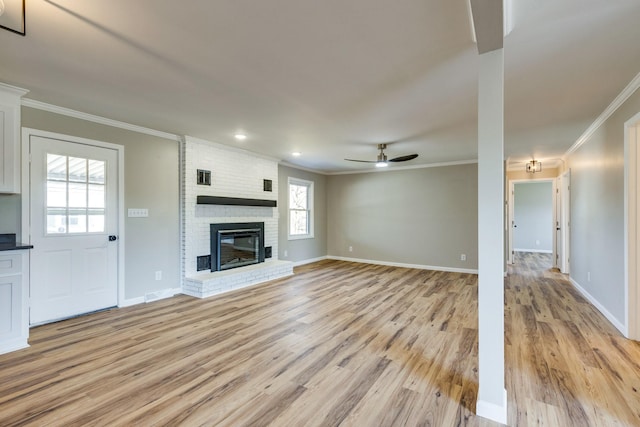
left=183, top=135, right=281, bottom=163
left=0, top=82, right=29, bottom=98
left=565, top=71, right=640, bottom=156
left=279, top=161, right=328, bottom=175
left=326, top=159, right=478, bottom=176
left=21, top=99, right=181, bottom=141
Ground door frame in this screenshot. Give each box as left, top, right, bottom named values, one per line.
left=21, top=128, right=126, bottom=307
left=625, top=111, right=640, bottom=340
left=507, top=178, right=557, bottom=265
left=558, top=170, right=571, bottom=274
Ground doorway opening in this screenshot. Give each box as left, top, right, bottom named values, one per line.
left=507, top=172, right=570, bottom=276
left=510, top=180, right=554, bottom=270
left=625, top=112, right=640, bottom=340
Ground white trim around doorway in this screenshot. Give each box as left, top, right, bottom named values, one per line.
left=21, top=128, right=126, bottom=308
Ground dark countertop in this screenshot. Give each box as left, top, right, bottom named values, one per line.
left=0, top=234, right=33, bottom=251
left=0, top=242, right=33, bottom=251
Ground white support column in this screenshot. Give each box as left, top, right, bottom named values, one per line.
left=476, top=47, right=507, bottom=424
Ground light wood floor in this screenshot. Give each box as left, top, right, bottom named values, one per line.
left=1, top=254, right=639, bottom=426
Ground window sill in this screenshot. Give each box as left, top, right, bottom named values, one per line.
left=288, top=234, right=315, bottom=241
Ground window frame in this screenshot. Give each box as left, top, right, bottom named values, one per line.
left=287, top=177, right=314, bottom=240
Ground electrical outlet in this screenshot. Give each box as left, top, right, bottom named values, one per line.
left=284, top=250, right=288, bottom=257
left=155, top=271, right=162, bottom=281
left=460, top=254, right=466, bottom=261
left=587, top=272, right=591, bottom=282
left=536, top=239, right=540, bottom=246
left=349, top=246, right=353, bottom=252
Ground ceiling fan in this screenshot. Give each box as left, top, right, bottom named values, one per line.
left=345, top=143, right=418, bottom=168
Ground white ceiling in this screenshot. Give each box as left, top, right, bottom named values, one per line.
left=1, top=0, right=639, bottom=173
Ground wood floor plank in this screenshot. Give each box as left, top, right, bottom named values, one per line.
left=1, top=255, right=640, bottom=426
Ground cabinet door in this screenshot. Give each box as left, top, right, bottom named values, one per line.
left=0, top=83, right=28, bottom=194
left=0, top=101, right=20, bottom=193
left=0, top=274, right=22, bottom=342
left=0, top=252, right=28, bottom=355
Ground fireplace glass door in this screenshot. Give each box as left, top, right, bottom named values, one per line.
left=218, top=229, right=260, bottom=271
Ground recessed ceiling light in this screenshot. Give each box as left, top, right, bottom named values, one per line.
left=292, top=152, right=301, bottom=157
left=234, top=133, right=247, bottom=141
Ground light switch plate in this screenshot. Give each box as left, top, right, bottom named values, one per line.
left=128, top=208, right=149, bottom=218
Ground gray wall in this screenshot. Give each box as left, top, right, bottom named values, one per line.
left=513, top=182, right=553, bottom=252
left=327, top=163, right=478, bottom=270
left=21, top=107, right=180, bottom=300
left=0, top=194, right=21, bottom=239
left=278, top=164, right=327, bottom=263
left=567, top=88, right=640, bottom=325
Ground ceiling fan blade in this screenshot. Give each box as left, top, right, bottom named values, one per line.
left=388, top=154, right=418, bottom=162
left=344, top=158, right=377, bottom=163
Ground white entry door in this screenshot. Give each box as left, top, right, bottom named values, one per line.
left=29, top=135, right=119, bottom=325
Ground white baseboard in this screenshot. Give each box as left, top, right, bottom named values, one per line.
left=0, top=338, right=29, bottom=355
left=327, top=255, right=478, bottom=274
left=120, top=287, right=182, bottom=307
left=120, top=297, right=144, bottom=307
left=569, top=277, right=626, bottom=335
left=292, top=256, right=329, bottom=267
left=514, top=249, right=552, bottom=254
left=476, top=389, right=507, bottom=425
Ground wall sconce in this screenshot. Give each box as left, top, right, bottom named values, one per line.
left=526, top=160, right=542, bottom=173
left=0, top=0, right=25, bottom=36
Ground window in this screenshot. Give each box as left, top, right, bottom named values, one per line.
left=288, top=177, right=314, bottom=239
left=46, top=154, right=106, bottom=235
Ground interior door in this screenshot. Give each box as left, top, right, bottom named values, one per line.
left=555, top=177, right=563, bottom=269
left=29, top=135, right=118, bottom=325
left=508, top=181, right=515, bottom=264
left=560, top=170, right=571, bottom=274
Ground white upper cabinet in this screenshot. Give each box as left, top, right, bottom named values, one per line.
left=0, top=83, right=28, bottom=193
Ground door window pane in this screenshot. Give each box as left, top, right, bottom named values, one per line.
left=47, top=154, right=66, bottom=181
left=88, top=209, right=105, bottom=232
left=88, top=160, right=105, bottom=184
left=88, top=184, right=105, bottom=208
left=45, top=154, right=107, bottom=235
left=68, top=183, right=88, bottom=208
left=47, top=209, right=67, bottom=234
left=68, top=157, right=87, bottom=182
left=47, top=181, right=67, bottom=208
left=68, top=210, right=88, bottom=233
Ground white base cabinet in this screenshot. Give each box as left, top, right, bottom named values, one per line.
left=0, top=251, right=29, bottom=354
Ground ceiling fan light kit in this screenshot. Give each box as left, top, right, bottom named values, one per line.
left=345, top=143, right=418, bottom=167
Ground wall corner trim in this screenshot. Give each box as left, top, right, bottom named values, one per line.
left=21, top=99, right=181, bottom=142
left=565, top=71, right=640, bottom=156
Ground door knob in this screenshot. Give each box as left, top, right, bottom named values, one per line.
left=108, top=235, right=118, bottom=242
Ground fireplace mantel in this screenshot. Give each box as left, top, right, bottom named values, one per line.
left=197, top=196, right=277, bottom=207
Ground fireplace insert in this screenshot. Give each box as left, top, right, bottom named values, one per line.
left=210, top=222, right=265, bottom=271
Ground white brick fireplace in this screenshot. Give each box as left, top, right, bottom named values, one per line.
left=181, top=136, right=292, bottom=297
